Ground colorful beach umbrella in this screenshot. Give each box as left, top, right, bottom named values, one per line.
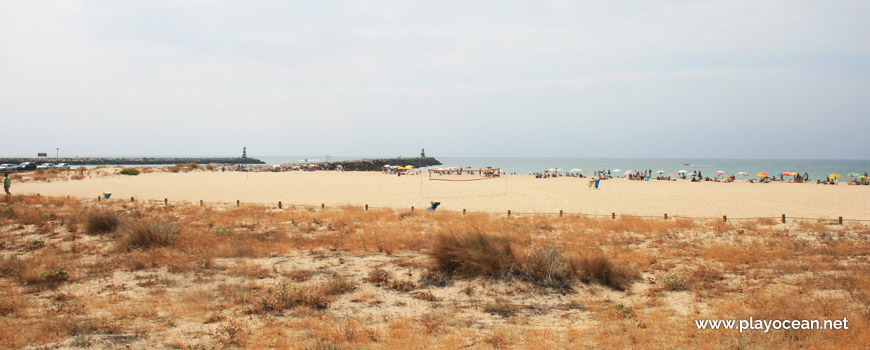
left=757, top=172, right=768, bottom=177
left=668, top=173, right=676, bottom=177
left=396, top=166, right=406, bottom=170
left=715, top=171, right=724, bottom=177
left=570, top=168, right=583, bottom=173
left=548, top=168, right=557, bottom=172
left=624, top=170, right=633, bottom=176
left=828, top=173, right=842, bottom=179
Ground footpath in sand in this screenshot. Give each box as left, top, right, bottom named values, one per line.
left=15, top=171, right=870, bottom=220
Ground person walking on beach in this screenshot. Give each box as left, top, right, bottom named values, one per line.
left=3, top=174, right=10, bottom=195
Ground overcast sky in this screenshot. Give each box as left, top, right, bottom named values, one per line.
left=1, top=1, right=868, bottom=159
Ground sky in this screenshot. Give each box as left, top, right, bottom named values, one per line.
left=1, top=1, right=869, bottom=159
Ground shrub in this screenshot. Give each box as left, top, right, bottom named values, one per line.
left=41, top=267, right=69, bottom=283
left=578, top=255, right=639, bottom=291
left=366, top=268, right=392, bottom=285
left=484, top=297, right=517, bottom=317
left=119, top=168, right=140, bottom=176
left=187, top=162, right=199, bottom=169
left=121, top=219, right=180, bottom=250
left=430, top=231, right=517, bottom=278
left=520, top=247, right=578, bottom=291
left=662, top=273, right=687, bottom=291
left=321, top=275, right=355, bottom=295
left=86, top=212, right=121, bottom=234
left=257, top=280, right=331, bottom=312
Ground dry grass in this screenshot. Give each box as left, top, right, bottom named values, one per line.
left=85, top=211, right=122, bottom=234
left=0, top=194, right=868, bottom=348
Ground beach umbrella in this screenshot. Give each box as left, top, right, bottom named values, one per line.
left=757, top=172, right=768, bottom=177
left=738, top=172, right=748, bottom=176
left=405, top=165, right=414, bottom=169
left=715, top=171, right=724, bottom=177
left=667, top=173, right=676, bottom=177
left=613, top=169, right=622, bottom=172
left=548, top=168, right=557, bottom=172
left=556, top=168, right=563, bottom=172
left=624, top=170, right=633, bottom=176
left=383, top=164, right=390, bottom=168
left=828, top=173, right=842, bottom=179
left=570, top=168, right=583, bottom=173
left=775, top=173, right=782, bottom=176
left=396, top=166, right=406, bottom=170
left=657, top=170, right=664, bottom=174
left=678, top=170, right=688, bottom=174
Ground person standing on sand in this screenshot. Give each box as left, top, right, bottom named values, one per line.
left=4, top=174, right=10, bottom=195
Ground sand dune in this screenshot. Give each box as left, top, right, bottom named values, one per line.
left=15, top=171, right=869, bottom=220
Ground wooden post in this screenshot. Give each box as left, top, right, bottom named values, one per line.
left=507, top=210, right=511, bottom=216
left=411, top=206, right=414, bottom=211
left=782, top=214, right=786, bottom=224
left=130, top=196, right=134, bottom=202
left=664, top=213, right=668, bottom=220
left=559, top=210, right=563, bottom=217
left=97, top=196, right=101, bottom=202
left=723, top=215, right=727, bottom=222
left=612, top=212, right=616, bottom=220
left=200, top=200, right=204, bottom=206
left=463, top=209, right=466, bottom=215
left=164, top=198, right=168, bottom=205
left=237, top=200, right=240, bottom=207
left=365, top=204, right=368, bottom=211
left=278, top=201, right=282, bottom=209
left=839, top=216, right=843, bottom=225
left=321, top=203, right=325, bottom=209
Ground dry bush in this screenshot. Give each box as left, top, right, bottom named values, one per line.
left=366, top=268, right=392, bottom=286
left=256, top=280, right=331, bottom=312
left=577, top=255, right=639, bottom=291
left=85, top=211, right=121, bottom=234
left=484, top=297, right=517, bottom=318
left=321, top=275, right=356, bottom=295
left=520, top=247, right=579, bottom=291
left=120, top=219, right=180, bottom=251
left=430, top=231, right=517, bottom=278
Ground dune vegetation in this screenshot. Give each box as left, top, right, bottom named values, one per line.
left=0, top=195, right=868, bottom=349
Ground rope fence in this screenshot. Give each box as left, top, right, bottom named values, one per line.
left=71, top=194, right=870, bottom=225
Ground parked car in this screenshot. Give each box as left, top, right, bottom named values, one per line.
left=57, top=163, right=70, bottom=169
left=16, top=162, right=37, bottom=171
left=37, top=163, right=57, bottom=170
left=0, top=164, right=16, bottom=172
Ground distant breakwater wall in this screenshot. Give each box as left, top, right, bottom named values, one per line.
left=0, top=157, right=264, bottom=166
left=283, top=157, right=441, bottom=171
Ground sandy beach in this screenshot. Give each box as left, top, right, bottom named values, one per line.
left=14, top=171, right=869, bottom=220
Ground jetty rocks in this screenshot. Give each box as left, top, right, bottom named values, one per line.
left=0, top=157, right=264, bottom=166
left=285, top=157, right=441, bottom=171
